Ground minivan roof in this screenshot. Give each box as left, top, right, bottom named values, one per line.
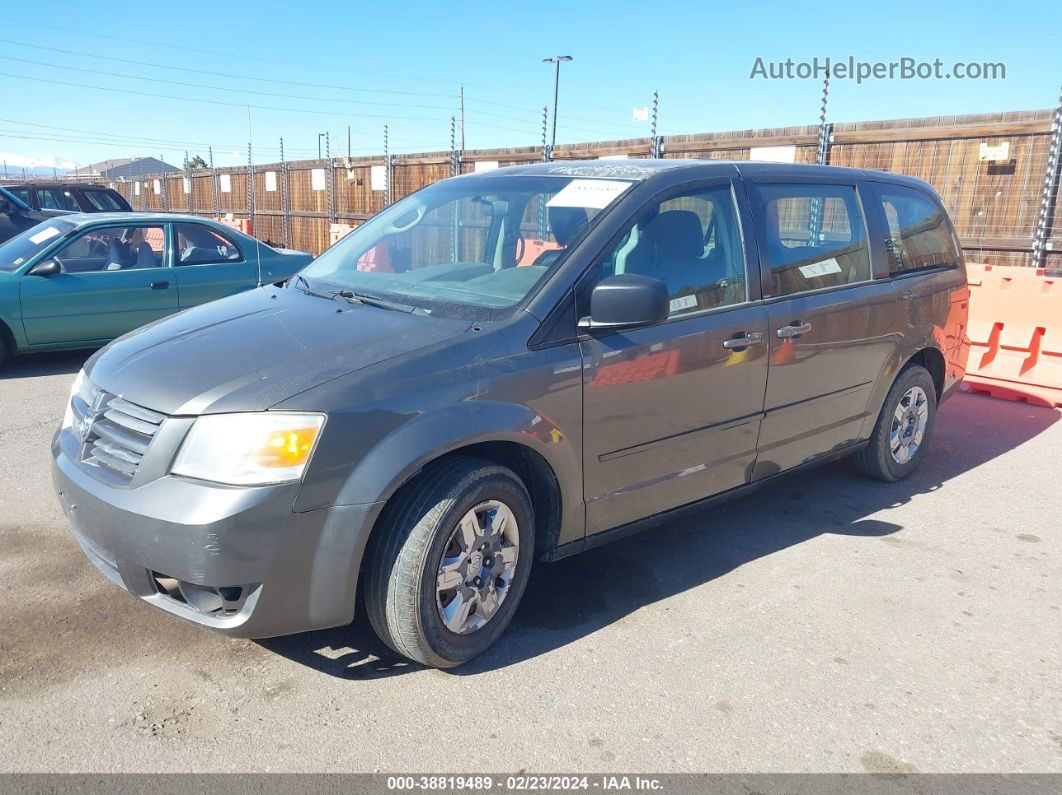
left=474, top=158, right=937, bottom=193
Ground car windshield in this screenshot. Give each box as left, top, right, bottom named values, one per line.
left=298, top=174, right=634, bottom=313
left=0, top=220, right=77, bottom=272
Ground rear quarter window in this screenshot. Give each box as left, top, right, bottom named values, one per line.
left=876, top=185, right=959, bottom=274
left=82, top=189, right=129, bottom=212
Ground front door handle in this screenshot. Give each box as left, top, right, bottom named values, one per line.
left=150, top=281, right=170, bottom=290
left=777, top=321, right=812, bottom=338
left=722, top=331, right=764, bottom=349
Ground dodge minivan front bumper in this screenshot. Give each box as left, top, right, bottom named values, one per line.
left=51, top=431, right=380, bottom=639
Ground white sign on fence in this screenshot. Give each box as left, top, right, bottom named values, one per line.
left=311, top=168, right=326, bottom=191
left=370, top=165, right=387, bottom=191
left=153, top=179, right=161, bottom=194
left=979, top=141, right=1010, bottom=162
left=182, top=177, right=190, bottom=194
left=219, top=173, right=231, bottom=193
left=474, top=160, right=499, bottom=173
left=133, top=182, right=140, bottom=196
left=749, top=145, right=797, bottom=163
left=265, top=171, right=277, bottom=192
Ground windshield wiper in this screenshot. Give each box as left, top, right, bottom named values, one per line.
left=333, top=289, right=419, bottom=314
left=289, top=273, right=334, bottom=299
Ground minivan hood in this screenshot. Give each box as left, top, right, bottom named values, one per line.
left=86, top=285, right=469, bottom=415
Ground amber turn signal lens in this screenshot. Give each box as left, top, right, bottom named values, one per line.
left=253, top=427, right=321, bottom=468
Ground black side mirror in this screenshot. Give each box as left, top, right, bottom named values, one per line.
left=28, top=259, right=61, bottom=277
left=578, top=273, right=670, bottom=331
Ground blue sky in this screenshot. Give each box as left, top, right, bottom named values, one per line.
left=1, top=0, right=1060, bottom=171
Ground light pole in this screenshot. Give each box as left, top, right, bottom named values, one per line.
left=543, top=55, right=573, bottom=150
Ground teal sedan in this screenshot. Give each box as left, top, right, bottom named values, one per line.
left=0, top=213, right=313, bottom=364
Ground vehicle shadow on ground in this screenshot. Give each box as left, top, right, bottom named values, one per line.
left=260, top=392, right=1058, bottom=679
left=0, top=349, right=92, bottom=380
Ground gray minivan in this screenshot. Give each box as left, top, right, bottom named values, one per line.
left=52, top=160, right=970, bottom=668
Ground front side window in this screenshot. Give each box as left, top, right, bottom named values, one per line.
left=5, top=187, right=31, bottom=206
left=598, top=184, right=748, bottom=317
left=176, top=223, right=242, bottom=265
left=300, top=175, right=633, bottom=314
left=82, top=189, right=126, bottom=212
left=878, top=185, right=959, bottom=273
left=753, top=183, right=871, bottom=297
left=53, top=225, right=167, bottom=273
left=38, top=188, right=81, bottom=212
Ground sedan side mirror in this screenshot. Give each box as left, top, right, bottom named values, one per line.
left=578, top=273, right=670, bottom=331
left=28, top=259, right=62, bottom=277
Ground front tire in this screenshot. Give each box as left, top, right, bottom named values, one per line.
left=853, top=364, right=937, bottom=482
left=364, top=457, right=534, bottom=668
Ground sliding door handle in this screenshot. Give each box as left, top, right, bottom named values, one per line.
left=723, top=331, right=764, bottom=349
left=777, top=322, right=811, bottom=338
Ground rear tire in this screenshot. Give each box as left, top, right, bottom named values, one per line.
left=853, top=364, right=937, bottom=482
left=364, top=456, right=534, bottom=668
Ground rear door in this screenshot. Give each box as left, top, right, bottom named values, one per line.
left=171, top=222, right=257, bottom=307
left=746, top=177, right=899, bottom=477
left=580, top=178, right=770, bottom=534
left=20, top=223, right=178, bottom=345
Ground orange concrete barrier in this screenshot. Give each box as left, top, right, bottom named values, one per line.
left=962, top=263, right=1062, bottom=408
left=218, top=217, right=253, bottom=237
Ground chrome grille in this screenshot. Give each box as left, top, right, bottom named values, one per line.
left=70, top=382, right=167, bottom=483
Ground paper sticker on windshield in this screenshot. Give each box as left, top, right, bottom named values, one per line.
left=547, top=179, right=631, bottom=209
left=29, top=226, right=61, bottom=245
left=798, top=258, right=843, bottom=279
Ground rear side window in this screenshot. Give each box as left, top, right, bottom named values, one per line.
left=175, top=223, right=242, bottom=265
left=752, top=183, right=871, bottom=297
left=82, top=189, right=127, bottom=212
left=877, top=185, right=959, bottom=274
left=38, top=188, right=81, bottom=212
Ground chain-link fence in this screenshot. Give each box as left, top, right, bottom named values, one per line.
left=79, top=108, right=1062, bottom=268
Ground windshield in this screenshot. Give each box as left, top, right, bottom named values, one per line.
left=299, top=175, right=633, bottom=313
left=0, top=220, right=77, bottom=272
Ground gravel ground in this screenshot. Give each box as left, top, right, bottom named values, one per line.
left=0, top=350, right=1059, bottom=774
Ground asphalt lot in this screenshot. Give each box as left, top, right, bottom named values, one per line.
left=0, top=350, right=1059, bottom=774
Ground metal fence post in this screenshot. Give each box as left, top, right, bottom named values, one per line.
left=280, top=137, right=290, bottom=249
left=541, top=107, right=551, bottom=162
left=247, top=142, right=255, bottom=231
left=384, top=125, right=392, bottom=207
left=1032, top=85, right=1062, bottom=268
left=209, top=146, right=219, bottom=218
left=184, top=150, right=195, bottom=215
left=816, top=71, right=832, bottom=165
left=450, top=116, right=460, bottom=177
left=161, top=171, right=170, bottom=212
left=650, top=91, right=662, bottom=158
left=325, top=131, right=335, bottom=225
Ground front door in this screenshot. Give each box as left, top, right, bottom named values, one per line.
left=20, top=223, right=178, bottom=345
left=580, top=180, right=770, bottom=535
left=745, top=179, right=899, bottom=477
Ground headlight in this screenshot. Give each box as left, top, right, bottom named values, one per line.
left=171, top=412, right=326, bottom=486
left=61, top=370, right=87, bottom=430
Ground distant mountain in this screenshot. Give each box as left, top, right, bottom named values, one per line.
left=0, top=164, right=69, bottom=179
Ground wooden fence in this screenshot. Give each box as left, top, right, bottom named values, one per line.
left=109, top=108, right=1060, bottom=268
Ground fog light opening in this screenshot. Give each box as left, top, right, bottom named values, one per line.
left=151, top=572, right=247, bottom=616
